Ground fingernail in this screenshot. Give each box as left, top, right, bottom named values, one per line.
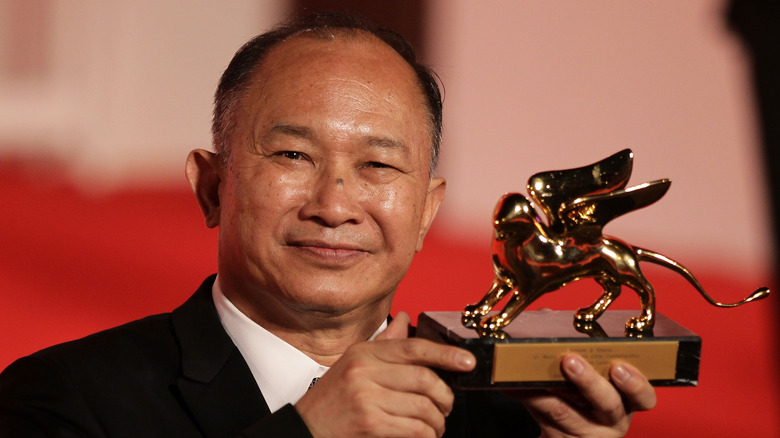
left=612, top=364, right=631, bottom=384
left=457, top=352, right=476, bottom=369
left=564, top=355, right=584, bottom=376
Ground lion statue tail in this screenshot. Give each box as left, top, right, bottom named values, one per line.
left=635, top=247, right=770, bottom=307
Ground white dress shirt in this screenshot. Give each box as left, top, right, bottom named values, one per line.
left=212, top=276, right=387, bottom=413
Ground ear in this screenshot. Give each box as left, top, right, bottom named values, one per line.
left=416, top=177, right=446, bottom=252
left=185, top=149, right=222, bottom=228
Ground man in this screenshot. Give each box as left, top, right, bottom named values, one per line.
left=0, top=13, right=655, bottom=437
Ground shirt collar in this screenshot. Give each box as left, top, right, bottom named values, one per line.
left=211, top=275, right=386, bottom=413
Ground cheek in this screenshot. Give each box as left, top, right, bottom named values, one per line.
left=237, top=166, right=308, bottom=202
left=227, top=172, right=306, bottom=234
left=366, top=184, right=425, bottom=240
left=374, top=187, right=400, bottom=212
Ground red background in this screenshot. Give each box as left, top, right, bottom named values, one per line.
left=2, top=162, right=777, bottom=437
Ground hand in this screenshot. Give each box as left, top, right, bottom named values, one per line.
left=295, top=312, right=476, bottom=438
left=513, top=354, right=656, bottom=438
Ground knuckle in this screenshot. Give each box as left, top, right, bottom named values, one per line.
left=546, top=399, right=573, bottom=424
left=603, top=401, right=626, bottom=422
left=349, top=387, right=372, bottom=407
left=352, top=415, right=381, bottom=435
left=412, top=366, right=448, bottom=396
left=410, top=363, right=436, bottom=383
left=398, top=338, right=424, bottom=357
left=407, top=419, right=436, bottom=438
left=624, top=385, right=657, bottom=412
left=340, top=359, right=372, bottom=386
left=412, top=394, right=438, bottom=417
left=344, top=341, right=370, bottom=357
left=439, top=383, right=454, bottom=405
left=425, top=404, right=447, bottom=433
left=626, top=389, right=656, bottom=413
left=643, top=394, right=658, bottom=410
left=346, top=394, right=384, bottom=432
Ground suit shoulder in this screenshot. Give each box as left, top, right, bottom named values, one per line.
left=21, top=312, right=181, bottom=381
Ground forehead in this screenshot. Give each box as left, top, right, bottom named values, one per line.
left=241, top=32, right=431, bottom=144
left=257, top=31, right=422, bottom=95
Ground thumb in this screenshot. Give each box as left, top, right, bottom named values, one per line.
left=376, top=311, right=411, bottom=340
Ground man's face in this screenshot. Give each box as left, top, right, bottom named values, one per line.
left=202, top=34, right=445, bottom=323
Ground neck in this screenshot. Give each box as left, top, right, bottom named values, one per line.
left=219, top=276, right=392, bottom=367
left=271, top=315, right=387, bottom=366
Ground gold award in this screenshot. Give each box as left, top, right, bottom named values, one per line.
left=417, top=149, right=769, bottom=388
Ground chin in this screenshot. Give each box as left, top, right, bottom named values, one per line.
left=287, top=286, right=394, bottom=317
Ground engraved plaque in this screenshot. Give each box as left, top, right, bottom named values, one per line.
left=417, top=310, right=701, bottom=388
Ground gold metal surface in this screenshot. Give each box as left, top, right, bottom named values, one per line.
left=462, top=149, right=770, bottom=337
left=492, top=341, right=679, bottom=383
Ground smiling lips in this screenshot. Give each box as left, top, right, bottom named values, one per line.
left=287, top=240, right=369, bottom=266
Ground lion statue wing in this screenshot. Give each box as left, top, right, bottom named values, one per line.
left=527, top=149, right=634, bottom=233
left=559, top=179, right=672, bottom=238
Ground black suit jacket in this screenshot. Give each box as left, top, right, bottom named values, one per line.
left=0, top=276, right=538, bottom=437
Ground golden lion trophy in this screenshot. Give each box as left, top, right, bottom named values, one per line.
left=417, top=149, right=769, bottom=388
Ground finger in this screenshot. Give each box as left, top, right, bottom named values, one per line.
left=369, top=361, right=455, bottom=415
left=377, top=389, right=450, bottom=437
left=511, top=389, right=587, bottom=432
left=377, top=312, right=411, bottom=340
left=364, top=415, right=440, bottom=438
left=299, top=387, right=440, bottom=438
left=505, top=385, right=587, bottom=410
left=544, top=387, right=589, bottom=410
left=560, top=354, right=625, bottom=424
left=371, top=338, right=476, bottom=373
left=609, top=361, right=657, bottom=412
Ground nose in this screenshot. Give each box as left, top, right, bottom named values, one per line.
left=299, top=171, right=365, bottom=227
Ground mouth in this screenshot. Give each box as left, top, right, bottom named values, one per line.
left=287, top=240, right=369, bottom=266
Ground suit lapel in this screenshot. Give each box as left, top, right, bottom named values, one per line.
left=172, top=276, right=270, bottom=438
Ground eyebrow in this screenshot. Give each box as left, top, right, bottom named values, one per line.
left=271, top=123, right=409, bottom=154
left=271, top=123, right=311, bottom=139
left=366, top=136, right=409, bottom=155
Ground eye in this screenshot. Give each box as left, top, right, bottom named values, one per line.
left=276, top=151, right=307, bottom=161
left=366, top=161, right=391, bottom=169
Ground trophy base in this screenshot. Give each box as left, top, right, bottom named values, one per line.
left=416, top=310, right=701, bottom=389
